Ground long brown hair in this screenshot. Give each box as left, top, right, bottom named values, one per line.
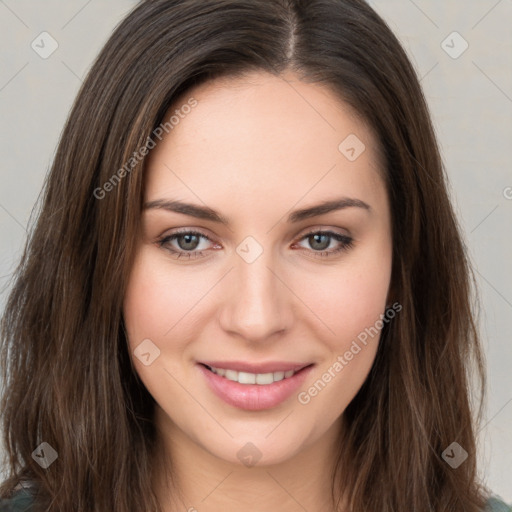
left=0, top=1, right=488, bottom=510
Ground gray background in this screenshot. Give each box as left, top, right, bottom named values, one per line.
left=0, top=0, right=511, bottom=502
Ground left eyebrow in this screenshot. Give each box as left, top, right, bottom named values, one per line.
left=143, top=196, right=371, bottom=226
left=286, top=197, right=372, bottom=223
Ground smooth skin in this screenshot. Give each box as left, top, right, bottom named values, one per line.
left=123, top=70, right=393, bottom=512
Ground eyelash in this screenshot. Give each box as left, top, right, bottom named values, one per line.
left=157, top=228, right=354, bottom=261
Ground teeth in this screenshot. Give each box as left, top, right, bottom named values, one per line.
left=256, top=372, right=275, bottom=384
left=272, top=371, right=285, bottom=382
left=208, top=366, right=298, bottom=385
left=225, top=369, right=238, bottom=381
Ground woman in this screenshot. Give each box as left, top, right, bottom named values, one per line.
left=0, top=1, right=509, bottom=511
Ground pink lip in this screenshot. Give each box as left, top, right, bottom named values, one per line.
left=199, top=360, right=309, bottom=373
left=197, top=363, right=314, bottom=411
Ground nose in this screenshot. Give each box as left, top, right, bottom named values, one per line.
left=218, top=248, right=294, bottom=343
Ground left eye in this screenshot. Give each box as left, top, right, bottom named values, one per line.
left=293, top=230, right=354, bottom=257
left=296, top=231, right=346, bottom=251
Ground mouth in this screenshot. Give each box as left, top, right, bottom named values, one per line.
left=197, top=361, right=314, bottom=410
left=200, top=363, right=305, bottom=385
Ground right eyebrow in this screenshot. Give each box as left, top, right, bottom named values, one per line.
left=143, top=199, right=230, bottom=225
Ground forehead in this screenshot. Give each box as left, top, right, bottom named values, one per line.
left=144, top=70, right=386, bottom=216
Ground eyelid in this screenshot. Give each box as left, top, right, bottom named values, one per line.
left=297, top=225, right=351, bottom=239
left=157, top=227, right=215, bottom=244
left=161, top=228, right=216, bottom=244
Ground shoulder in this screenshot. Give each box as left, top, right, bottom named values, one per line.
left=485, top=495, right=512, bottom=512
left=0, top=484, right=36, bottom=511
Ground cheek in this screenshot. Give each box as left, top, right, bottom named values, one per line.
left=293, top=244, right=392, bottom=418
left=123, top=247, right=204, bottom=347
left=295, top=266, right=391, bottom=419
left=122, top=249, right=199, bottom=406
left=293, top=251, right=392, bottom=349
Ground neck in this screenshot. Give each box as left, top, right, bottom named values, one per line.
left=152, top=407, right=347, bottom=512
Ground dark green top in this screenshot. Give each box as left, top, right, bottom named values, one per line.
left=1, top=486, right=511, bottom=511
left=0, top=487, right=34, bottom=511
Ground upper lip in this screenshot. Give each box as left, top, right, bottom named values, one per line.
left=199, top=360, right=313, bottom=374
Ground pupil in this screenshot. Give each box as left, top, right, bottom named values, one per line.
left=179, top=234, right=199, bottom=251
left=310, top=234, right=329, bottom=251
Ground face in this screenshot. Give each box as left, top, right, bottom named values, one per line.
left=123, top=70, right=393, bottom=468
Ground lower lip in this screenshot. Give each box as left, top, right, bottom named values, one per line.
left=197, top=364, right=314, bottom=411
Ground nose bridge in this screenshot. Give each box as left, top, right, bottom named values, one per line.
left=219, top=238, right=291, bottom=341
